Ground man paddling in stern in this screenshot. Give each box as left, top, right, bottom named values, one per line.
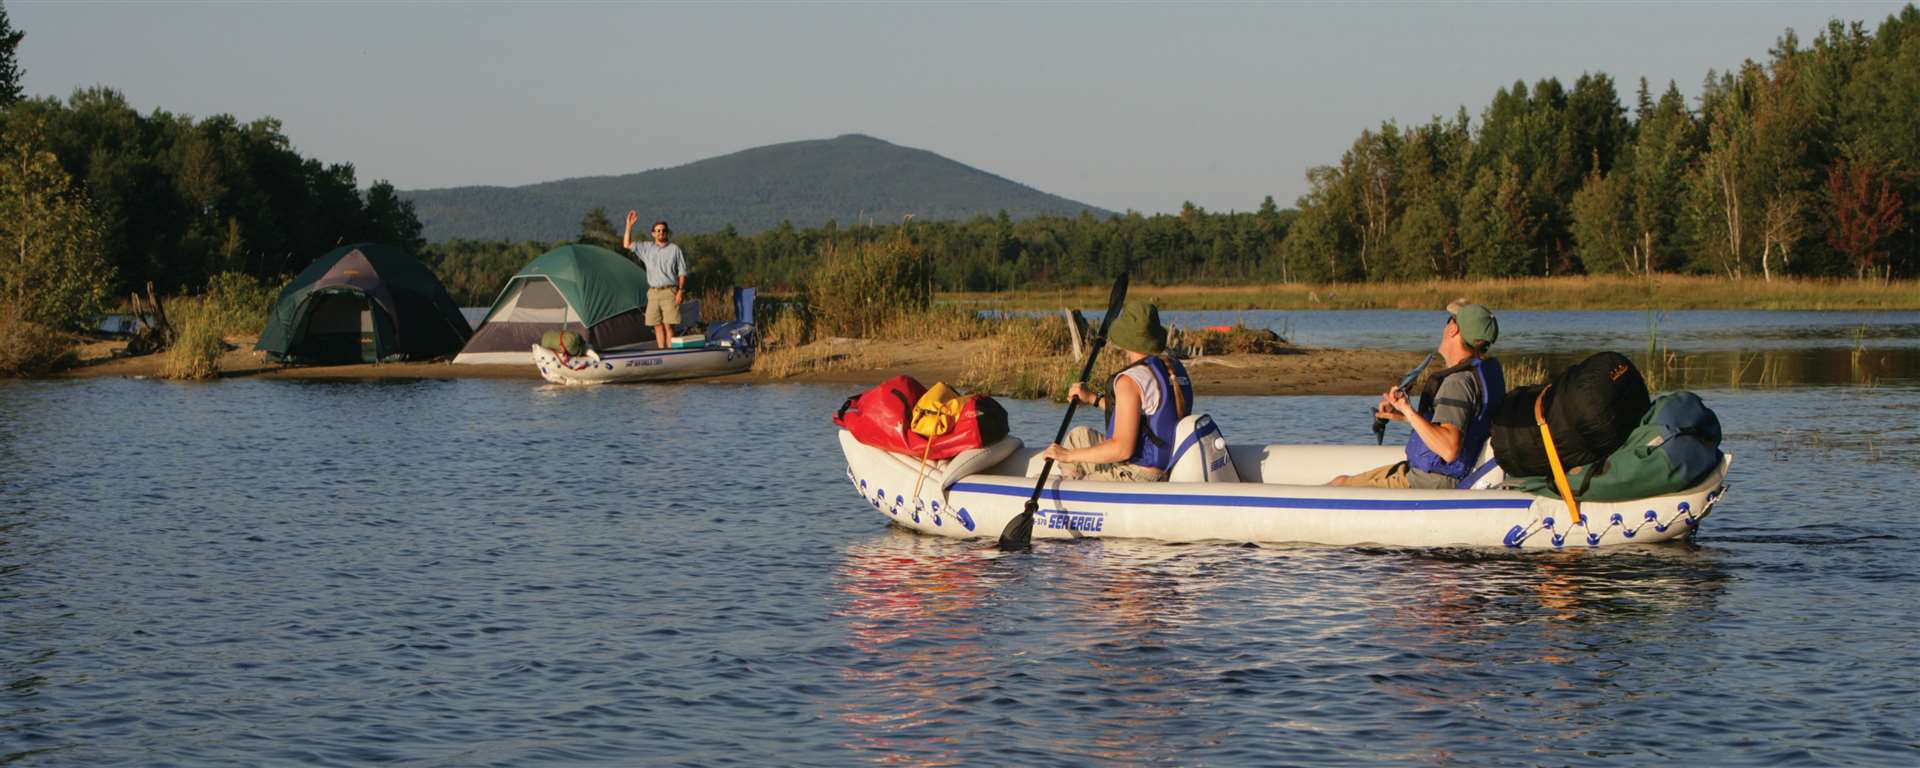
left=1331, top=300, right=1504, bottom=489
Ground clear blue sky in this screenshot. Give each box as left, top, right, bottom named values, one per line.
left=10, top=1, right=1910, bottom=214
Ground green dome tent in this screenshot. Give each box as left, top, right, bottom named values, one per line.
left=255, top=243, right=472, bottom=364
left=452, top=244, right=656, bottom=364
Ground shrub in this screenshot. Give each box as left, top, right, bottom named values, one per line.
left=807, top=238, right=930, bottom=338
left=201, top=272, right=278, bottom=337
left=0, top=303, right=77, bottom=376
left=159, top=299, right=224, bottom=380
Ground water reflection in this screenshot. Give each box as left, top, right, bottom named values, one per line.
left=830, top=532, right=1734, bottom=764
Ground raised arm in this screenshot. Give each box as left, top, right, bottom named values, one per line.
left=622, top=210, right=638, bottom=250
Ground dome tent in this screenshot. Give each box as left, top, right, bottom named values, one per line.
left=255, top=243, right=472, bottom=364
left=452, top=244, right=657, bottom=364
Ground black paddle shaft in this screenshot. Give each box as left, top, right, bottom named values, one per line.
left=998, top=272, right=1129, bottom=550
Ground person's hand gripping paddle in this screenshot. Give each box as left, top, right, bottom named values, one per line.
left=1373, top=352, right=1434, bottom=444
left=997, top=273, right=1129, bottom=551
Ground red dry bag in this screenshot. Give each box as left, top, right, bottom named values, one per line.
left=833, top=375, right=1009, bottom=460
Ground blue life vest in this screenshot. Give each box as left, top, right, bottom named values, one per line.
left=1405, top=357, right=1504, bottom=483
left=1105, top=355, right=1194, bottom=472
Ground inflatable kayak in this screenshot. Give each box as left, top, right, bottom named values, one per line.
left=839, top=415, right=1730, bottom=549
left=533, top=321, right=756, bottom=384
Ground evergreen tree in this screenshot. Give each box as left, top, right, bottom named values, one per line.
left=576, top=206, right=618, bottom=249
left=0, top=1, right=24, bottom=108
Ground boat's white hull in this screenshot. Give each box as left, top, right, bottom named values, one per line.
left=532, top=342, right=753, bottom=384
left=839, top=431, right=1729, bottom=549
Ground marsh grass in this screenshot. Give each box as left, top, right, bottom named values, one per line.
left=1502, top=357, right=1547, bottom=390
left=201, top=272, right=278, bottom=337
left=159, top=298, right=226, bottom=380
left=949, top=275, right=1920, bottom=312
left=958, top=316, right=1077, bottom=400
left=808, top=238, right=931, bottom=338
left=0, top=304, right=78, bottom=376
left=1177, top=324, right=1288, bottom=356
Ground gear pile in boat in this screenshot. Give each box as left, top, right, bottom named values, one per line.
left=834, top=375, right=1009, bottom=460
left=1493, top=351, right=1725, bottom=501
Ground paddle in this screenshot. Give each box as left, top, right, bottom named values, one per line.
left=997, top=272, right=1130, bottom=551
left=1373, top=352, right=1435, bottom=444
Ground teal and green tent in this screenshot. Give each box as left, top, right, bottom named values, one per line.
left=255, top=243, right=472, bottom=364
left=453, top=244, right=654, bottom=364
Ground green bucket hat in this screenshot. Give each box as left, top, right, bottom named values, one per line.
left=1107, top=300, right=1167, bottom=355
left=1449, top=302, right=1499, bottom=349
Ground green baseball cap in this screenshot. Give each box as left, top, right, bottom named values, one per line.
left=1107, top=300, right=1167, bottom=355
left=1449, top=302, right=1498, bottom=348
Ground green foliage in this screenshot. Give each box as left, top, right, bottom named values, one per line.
left=159, top=298, right=224, bottom=380
left=0, top=0, right=23, bottom=108
left=0, top=302, right=76, bottom=376
left=0, top=88, right=428, bottom=300
left=0, top=123, right=114, bottom=330
left=201, top=271, right=278, bottom=337
left=806, top=237, right=931, bottom=338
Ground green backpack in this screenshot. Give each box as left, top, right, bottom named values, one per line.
left=1512, top=391, right=1723, bottom=502
left=539, top=329, right=586, bottom=356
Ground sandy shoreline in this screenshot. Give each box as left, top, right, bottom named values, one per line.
left=56, top=335, right=1425, bottom=397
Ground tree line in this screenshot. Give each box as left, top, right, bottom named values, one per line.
left=1288, top=7, right=1919, bottom=283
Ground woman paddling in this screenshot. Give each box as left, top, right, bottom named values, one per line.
left=1042, top=301, right=1193, bottom=482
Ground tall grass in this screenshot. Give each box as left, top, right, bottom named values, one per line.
left=947, top=275, right=1920, bottom=312
left=157, top=298, right=224, bottom=380
left=807, top=238, right=931, bottom=338
left=201, top=272, right=278, bottom=337
left=0, top=303, right=78, bottom=376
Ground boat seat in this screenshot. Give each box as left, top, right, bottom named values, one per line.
left=1167, top=414, right=1241, bottom=482
left=1461, top=441, right=1504, bottom=490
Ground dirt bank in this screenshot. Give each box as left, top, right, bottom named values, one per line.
left=57, top=335, right=1424, bottom=397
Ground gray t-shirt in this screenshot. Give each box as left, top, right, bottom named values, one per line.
left=630, top=242, right=689, bottom=288
left=1406, top=368, right=1485, bottom=489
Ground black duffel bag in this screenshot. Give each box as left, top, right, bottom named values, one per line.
left=1492, top=352, right=1651, bottom=478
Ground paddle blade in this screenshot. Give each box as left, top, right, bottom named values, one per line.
left=1102, top=272, right=1130, bottom=330
left=997, top=502, right=1037, bottom=550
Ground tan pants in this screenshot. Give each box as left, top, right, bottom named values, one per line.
left=1330, top=461, right=1412, bottom=488
left=1054, top=426, right=1165, bottom=482
left=646, top=287, right=681, bottom=326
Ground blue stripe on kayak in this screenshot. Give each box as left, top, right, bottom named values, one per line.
left=946, top=481, right=1536, bottom=512
left=596, top=348, right=726, bottom=360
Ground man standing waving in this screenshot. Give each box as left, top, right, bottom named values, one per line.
left=624, top=211, right=689, bottom=350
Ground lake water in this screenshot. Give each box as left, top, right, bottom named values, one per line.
left=5, top=311, right=1919, bottom=765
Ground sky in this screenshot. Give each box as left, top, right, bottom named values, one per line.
left=10, top=1, right=1912, bottom=215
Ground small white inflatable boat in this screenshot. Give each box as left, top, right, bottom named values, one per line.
left=840, top=415, right=1730, bottom=549
left=533, top=321, right=756, bottom=384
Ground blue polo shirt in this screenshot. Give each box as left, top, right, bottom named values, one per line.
left=630, top=242, right=689, bottom=288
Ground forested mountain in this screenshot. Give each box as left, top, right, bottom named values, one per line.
left=401, top=134, right=1112, bottom=242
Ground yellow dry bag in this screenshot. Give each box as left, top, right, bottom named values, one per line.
left=909, top=382, right=967, bottom=498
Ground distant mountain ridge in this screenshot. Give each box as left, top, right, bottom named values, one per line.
left=401, top=134, right=1112, bottom=242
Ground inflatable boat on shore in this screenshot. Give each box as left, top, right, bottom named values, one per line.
left=839, top=416, right=1730, bottom=549
left=533, top=320, right=756, bottom=384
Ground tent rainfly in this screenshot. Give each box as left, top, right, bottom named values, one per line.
left=453, top=244, right=662, bottom=364
left=255, top=243, right=472, bottom=364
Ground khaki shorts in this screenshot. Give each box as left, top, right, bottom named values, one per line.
left=646, top=287, right=681, bottom=326
left=1330, top=461, right=1411, bottom=488
left=1054, top=426, right=1166, bottom=483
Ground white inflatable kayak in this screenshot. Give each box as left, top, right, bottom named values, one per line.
left=532, top=321, right=756, bottom=384
left=839, top=415, right=1729, bottom=549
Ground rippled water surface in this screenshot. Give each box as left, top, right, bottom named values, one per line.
left=4, top=368, right=1919, bottom=764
